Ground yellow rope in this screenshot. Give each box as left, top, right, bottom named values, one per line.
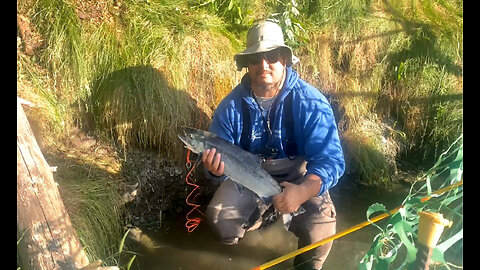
left=252, top=180, right=463, bottom=270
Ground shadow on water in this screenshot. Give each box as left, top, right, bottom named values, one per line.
left=132, top=175, right=410, bottom=270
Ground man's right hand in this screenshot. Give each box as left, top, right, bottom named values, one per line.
left=202, top=148, right=225, bottom=177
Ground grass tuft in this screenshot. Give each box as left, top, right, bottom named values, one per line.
left=17, top=0, right=462, bottom=262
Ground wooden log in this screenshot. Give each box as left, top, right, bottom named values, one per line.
left=17, top=99, right=90, bottom=270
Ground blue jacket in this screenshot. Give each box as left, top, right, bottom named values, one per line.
left=209, top=67, right=345, bottom=195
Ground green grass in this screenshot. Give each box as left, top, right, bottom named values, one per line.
left=19, top=0, right=242, bottom=160
left=61, top=179, right=124, bottom=265
left=18, top=0, right=241, bottom=263
left=81, top=0, right=240, bottom=159
left=18, top=0, right=463, bottom=169
left=295, top=0, right=462, bottom=181
left=17, top=0, right=463, bottom=261
left=43, top=146, right=126, bottom=266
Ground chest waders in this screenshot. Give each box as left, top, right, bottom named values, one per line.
left=240, top=90, right=297, bottom=158
left=205, top=90, right=337, bottom=269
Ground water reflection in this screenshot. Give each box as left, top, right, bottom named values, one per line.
left=134, top=177, right=409, bottom=270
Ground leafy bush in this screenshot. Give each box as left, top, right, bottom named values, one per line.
left=359, top=135, right=463, bottom=269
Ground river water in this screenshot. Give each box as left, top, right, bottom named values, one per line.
left=132, top=177, right=412, bottom=270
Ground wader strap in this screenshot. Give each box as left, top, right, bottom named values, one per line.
left=282, top=90, right=297, bottom=157
left=269, top=90, right=297, bottom=157
left=240, top=99, right=251, bottom=151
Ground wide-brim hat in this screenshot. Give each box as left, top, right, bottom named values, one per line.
left=234, top=20, right=299, bottom=71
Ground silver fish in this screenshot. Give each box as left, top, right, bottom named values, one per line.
left=178, top=127, right=305, bottom=229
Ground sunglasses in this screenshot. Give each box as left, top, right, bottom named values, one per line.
left=247, top=49, right=282, bottom=66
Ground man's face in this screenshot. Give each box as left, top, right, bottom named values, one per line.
left=247, top=49, right=286, bottom=91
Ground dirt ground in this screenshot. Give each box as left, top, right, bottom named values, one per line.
left=42, top=128, right=215, bottom=233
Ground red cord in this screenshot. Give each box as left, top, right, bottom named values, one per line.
left=185, top=149, right=205, bottom=232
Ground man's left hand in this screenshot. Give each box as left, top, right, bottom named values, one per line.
left=272, top=174, right=322, bottom=214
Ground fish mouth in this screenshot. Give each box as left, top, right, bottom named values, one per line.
left=177, top=126, right=205, bottom=153
left=177, top=127, right=192, bottom=149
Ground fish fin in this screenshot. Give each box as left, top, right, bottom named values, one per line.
left=282, top=214, right=293, bottom=230
left=259, top=204, right=279, bottom=229
left=292, top=205, right=306, bottom=216
left=281, top=206, right=306, bottom=231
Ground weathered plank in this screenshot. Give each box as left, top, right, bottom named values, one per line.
left=17, top=99, right=90, bottom=270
